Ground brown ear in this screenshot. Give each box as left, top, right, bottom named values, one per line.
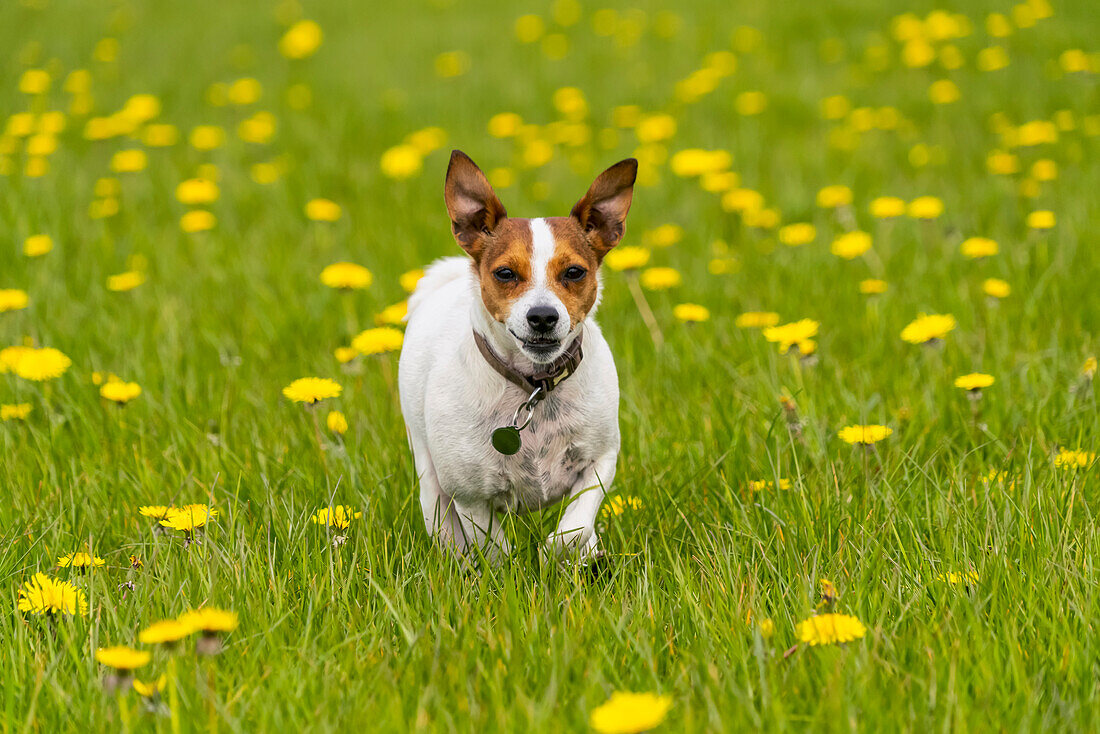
left=570, top=158, right=638, bottom=258
left=444, top=150, right=507, bottom=259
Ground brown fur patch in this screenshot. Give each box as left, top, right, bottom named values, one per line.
left=545, top=217, right=600, bottom=327
left=474, top=219, right=534, bottom=322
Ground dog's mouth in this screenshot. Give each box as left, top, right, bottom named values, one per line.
left=509, top=330, right=561, bottom=359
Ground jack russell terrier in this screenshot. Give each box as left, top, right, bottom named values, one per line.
left=398, top=150, right=637, bottom=563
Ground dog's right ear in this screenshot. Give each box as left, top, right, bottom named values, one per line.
left=444, top=150, right=507, bottom=259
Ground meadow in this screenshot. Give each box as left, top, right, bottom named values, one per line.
left=2, top=0, right=1099, bottom=730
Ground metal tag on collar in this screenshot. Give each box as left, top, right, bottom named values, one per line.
left=491, top=386, right=543, bottom=455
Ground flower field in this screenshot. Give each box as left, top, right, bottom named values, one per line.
left=2, top=0, right=1098, bottom=730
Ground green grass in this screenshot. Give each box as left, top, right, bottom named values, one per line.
left=2, top=0, right=1099, bottom=730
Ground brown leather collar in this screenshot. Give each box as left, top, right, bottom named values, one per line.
left=472, top=329, right=583, bottom=400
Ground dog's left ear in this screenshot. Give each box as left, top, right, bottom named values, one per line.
left=570, top=158, right=638, bottom=259
left=444, top=150, right=507, bottom=260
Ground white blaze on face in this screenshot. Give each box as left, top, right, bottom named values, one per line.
left=506, top=218, right=570, bottom=349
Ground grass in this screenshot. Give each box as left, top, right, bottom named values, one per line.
left=2, top=0, right=1099, bottom=730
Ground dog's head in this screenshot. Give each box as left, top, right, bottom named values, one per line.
left=444, top=150, right=637, bottom=364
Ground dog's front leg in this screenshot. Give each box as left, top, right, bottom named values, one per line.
left=544, top=451, right=617, bottom=564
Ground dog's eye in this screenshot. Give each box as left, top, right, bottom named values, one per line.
left=562, top=266, right=587, bottom=282
left=493, top=267, right=518, bottom=282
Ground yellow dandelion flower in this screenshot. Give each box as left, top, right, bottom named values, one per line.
left=159, top=504, right=218, bottom=532
left=23, top=234, right=53, bottom=257
left=669, top=148, right=732, bottom=177
left=763, top=319, right=819, bottom=353
left=778, top=223, right=816, bottom=247
left=1026, top=210, right=1055, bottom=230
left=188, top=125, right=225, bottom=151
left=837, top=424, right=893, bottom=445
left=603, top=495, right=642, bottom=516
left=672, top=303, right=710, bottom=323
left=859, top=279, right=888, bottom=295
left=177, top=607, right=238, bottom=634
left=139, top=505, right=172, bottom=519
left=758, top=618, right=776, bottom=639
left=175, top=178, right=219, bottom=205
left=869, top=196, right=906, bottom=218
left=634, top=113, right=677, bottom=143
left=95, top=646, right=151, bottom=670
left=982, top=278, right=1010, bottom=298
left=375, top=301, right=408, bottom=326
left=721, top=187, right=765, bottom=213
left=735, top=90, right=768, bottom=115
left=334, top=346, right=358, bottom=364
left=306, top=198, right=342, bottom=222
left=0, top=289, right=29, bottom=313
left=735, top=311, right=780, bottom=328
left=19, top=69, right=51, bottom=95
left=351, top=327, right=404, bottom=355
left=1031, top=159, right=1057, bottom=182
left=406, top=127, right=447, bottom=155
left=589, top=692, right=673, bottom=734
left=960, top=237, right=998, bottom=258
left=227, top=77, right=262, bottom=105
left=311, top=505, right=362, bottom=529
left=399, top=269, right=425, bottom=293
left=1081, top=357, right=1097, bottom=380
left=934, top=570, right=979, bottom=586
left=900, top=313, right=956, bottom=344
left=326, top=410, right=348, bottom=435
left=639, top=267, right=682, bottom=291
left=133, top=675, right=167, bottom=698
left=955, top=373, right=994, bottom=390
left=907, top=196, right=944, bottom=219
left=816, top=185, right=853, bottom=208
left=380, top=144, right=423, bottom=180
left=279, top=20, right=324, bottom=59
left=139, top=619, right=195, bottom=645
left=830, top=231, right=872, bottom=259
left=13, top=347, right=71, bottom=382
left=57, top=552, right=105, bottom=569
left=320, top=262, right=372, bottom=290
left=928, top=79, right=960, bottom=104
left=106, top=271, right=145, bottom=292
left=100, top=380, right=142, bottom=404
left=180, top=210, right=216, bottom=233
left=283, top=377, right=342, bottom=404
left=142, top=123, right=179, bottom=147
left=18, top=573, right=88, bottom=616
left=641, top=224, right=683, bottom=248
left=746, top=478, right=791, bottom=492
left=434, top=51, right=471, bottom=78
left=796, top=613, right=867, bottom=645
left=110, top=149, right=147, bottom=173
left=977, top=46, right=1009, bottom=72
left=2, top=403, right=33, bottom=421
left=1054, top=449, right=1096, bottom=469
left=603, top=246, right=651, bottom=272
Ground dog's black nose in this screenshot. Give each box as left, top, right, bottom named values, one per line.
left=526, top=306, right=559, bottom=333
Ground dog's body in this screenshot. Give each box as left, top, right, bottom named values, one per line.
left=398, top=151, right=637, bottom=562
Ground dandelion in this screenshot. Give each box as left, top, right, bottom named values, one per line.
left=351, top=327, right=404, bottom=355
left=180, top=210, right=216, bottom=233
left=17, top=573, right=88, bottom=616
left=13, top=347, right=71, bottom=381
left=796, top=613, right=867, bottom=645
left=110, top=149, right=147, bottom=173
left=589, top=692, right=673, bottom=734
left=334, top=346, right=358, bottom=364
left=177, top=607, right=238, bottom=654
left=320, top=262, right=372, bottom=290
left=758, top=618, right=775, bottom=639
left=859, top=279, right=888, bottom=295
left=106, top=271, right=146, bottom=292
left=604, top=495, right=642, bottom=516
left=57, top=552, right=106, bottom=570
left=133, top=675, right=167, bottom=698
left=2, top=403, right=33, bottom=421
left=375, top=301, right=408, bottom=326
left=326, top=410, right=348, bottom=435
left=1054, top=449, right=1096, bottom=470
left=634, top=113, right=677, bottom=143
left=175, top=178, right=219, bottom=205
left=129, top=555, right=144, bottom=569
left=306, top=198, right=342, bottom=222
left=639, top=267, right=682, bottom=290
left=279, top=20, right=324, bottom=59
left=746, top=478, right=791, bottom=492
left=380, top=144, right=424, bottom=180
left=960, top=237, right=998, bottom=258
left=907, top=196, right=944, bottom=219
left=641, top=224, right=683, bottom=248
left=735, top=311, right=780, bottom=328
left=23, top=234, right=53, bottom=257
left=0, top=289, right=29, bottom=313
left=159, top=504, right=218, bottom=533
left=934, top=570, right=979, bottom=586
left=672, top=303, right=710, bottom=323
left=139, top=619, right=194, bottom=645
left=734, top=90, right=767, bottom=115
left=1082, top=357, right=1097, bottom=380
left=399, top=269, right=425, bottom=292
left=283, top=377, right=342, bottom=404
left=982, top=278, right=1010, bottom=299
left=669, top=149, right=731, bottom=177
left=816, top=185, right=853, bottom=208
left=900, top=313, right=956, bottom=345
left=1026, top=210, right=1056, bottom=230
left=762, top=319, right=819, bottom=354
left=928, top=79, right=960, bottom=104
left=869, top=196, right=906, bottom=218
left=311, top=505, right=362, bottom=529
left=837, top=424, right=893, bottom=445
left=603, top=246, right=651, bottom=272
left=139, top=505, right=172, bottom=520
left=778, top=223, right=816, bottom=246
left=830, top=231, right=872, bottom=259
left=96, top=646, right=151, bottom=670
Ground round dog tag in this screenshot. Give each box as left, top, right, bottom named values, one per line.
left=491, top=426, right=522, bottom=455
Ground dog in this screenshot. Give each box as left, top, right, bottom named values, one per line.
left=398, top=150, right=637, bottom=563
